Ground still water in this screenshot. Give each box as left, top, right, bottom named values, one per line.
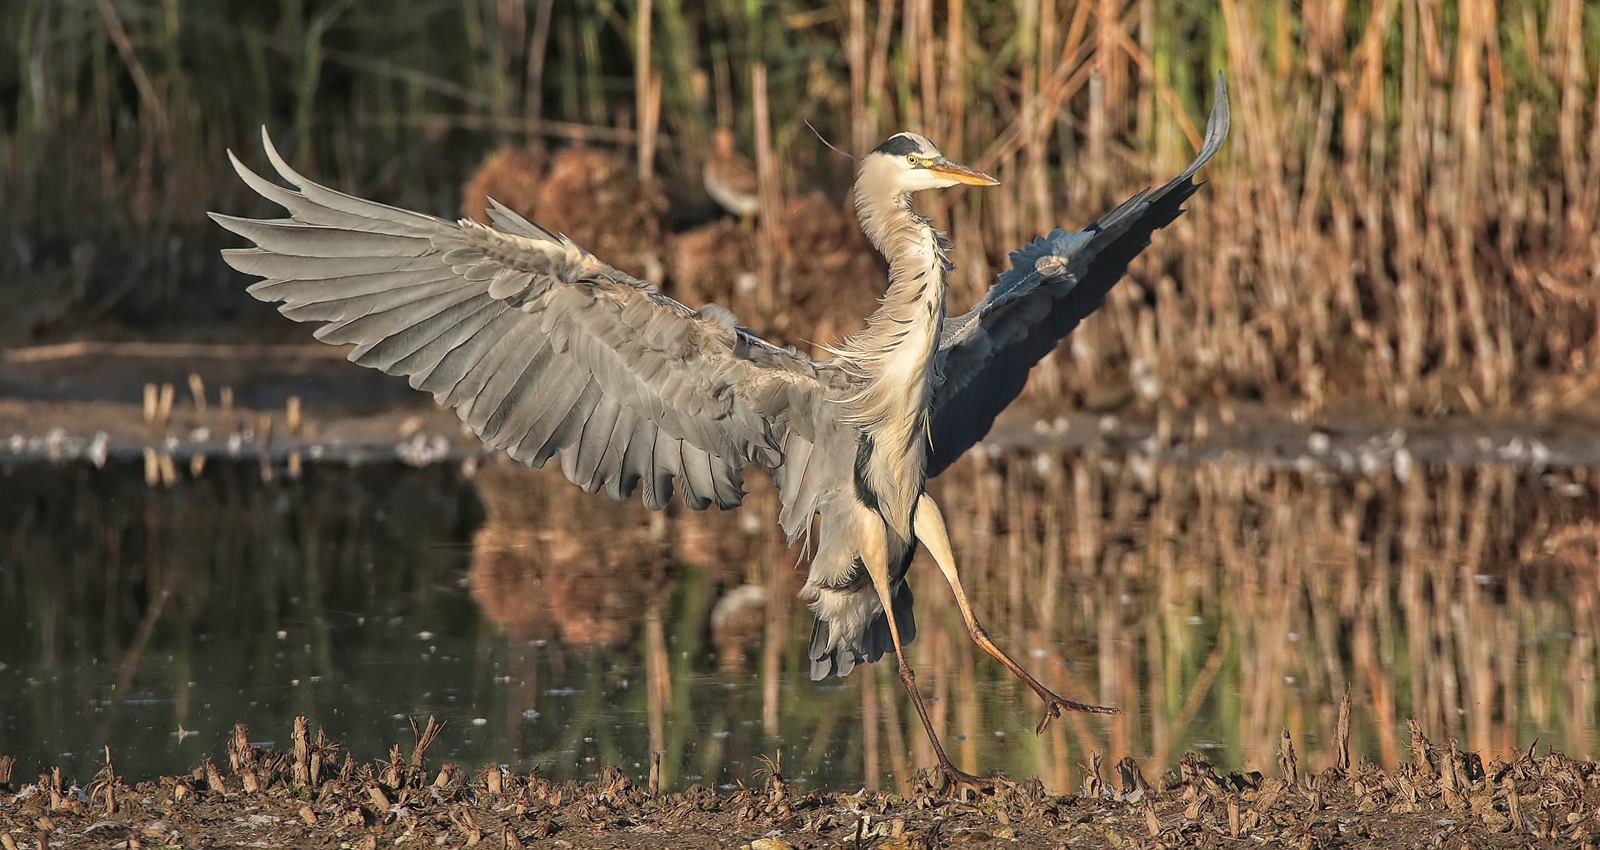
left=1, top=451, right=1596, bottom=793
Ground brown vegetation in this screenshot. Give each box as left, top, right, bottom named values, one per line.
left=4, top=713, right=1598, bottom=848
left=460, top=145, right=549, bottom=225
left=6, top=2, right=1596, bottom=418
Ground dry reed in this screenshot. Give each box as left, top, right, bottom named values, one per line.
left=2, top=2, right=1597, bottom=415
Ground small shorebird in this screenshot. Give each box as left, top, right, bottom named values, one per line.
left=703, top=127, right=761, bottom=226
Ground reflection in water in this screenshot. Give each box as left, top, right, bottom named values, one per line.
left=1, top=453, right=1596, bottom=794
left=469, top=463, right=672, bottom=647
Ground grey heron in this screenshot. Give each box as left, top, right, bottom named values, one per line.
left=212, top=73, right=1228, bottom=789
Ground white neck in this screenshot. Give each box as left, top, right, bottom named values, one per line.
left=832, top=177, right=950, bottom=477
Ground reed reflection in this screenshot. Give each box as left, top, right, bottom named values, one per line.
left=467, top=451, right=1600, bottom=793
left=3, top=452, right=1597, bottom=794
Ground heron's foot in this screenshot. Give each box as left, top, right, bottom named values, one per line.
left=934, top=761, right=998, bottom=794
left=1033, top=690, right=1118, bottom=734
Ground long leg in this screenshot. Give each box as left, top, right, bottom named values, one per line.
left=857, top=509, right=994, bottom=791
left=914, top=493, right=1118, bottom=733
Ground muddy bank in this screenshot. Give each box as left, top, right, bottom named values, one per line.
left=3, top=714, right=1596, bottom=849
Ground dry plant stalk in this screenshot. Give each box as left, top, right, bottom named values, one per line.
left=203, top=759, right=226, bottom=797
left=1408, top=717, right=1435, bottom=780
left=89, top=747, right=117, bottom=815
left=1280, top=729, right=1292, bottom=787
left=292, top=716, right=311, bottom=787
left=1335, top=688, right=1352, bottom=772
left=230, top=723, right=261, bottom=793
left=410, top=716, right=444, bottom=770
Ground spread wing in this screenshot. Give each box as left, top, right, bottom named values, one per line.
left=927, top=72, right=1230, bottom=477
left=213, top=129, right=828, bottom=512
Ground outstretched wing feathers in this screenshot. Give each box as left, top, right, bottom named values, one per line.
left=927, top=72, right=1230, bottom=477
left=215, top=129, right=827, bottom=513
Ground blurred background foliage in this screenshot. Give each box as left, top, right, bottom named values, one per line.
left=2, top=0, right=1598, bottom=417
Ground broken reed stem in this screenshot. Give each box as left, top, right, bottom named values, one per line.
left=1408, top=717, right=1435, bottom=779
left=1335, top=687, right=1352, bottom=772
left=230, top=723, right=261, bottom=793
left=410, top=715, right=444, bottom=769
left=91, top=746, right=117, bottom=815
left=204, top=759, right=227, bottom=796
left=1082, top=752, right=1104, bottom=797
left=292, top=716, right=311, bottom=787
left=1278, top=728, right=1299, bottom=787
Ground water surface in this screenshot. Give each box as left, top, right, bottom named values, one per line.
left=1, top=452, right=1596, bottom=793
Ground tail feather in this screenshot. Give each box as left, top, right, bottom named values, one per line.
left=808, top=583, right=916, bottom=680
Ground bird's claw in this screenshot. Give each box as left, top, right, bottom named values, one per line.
left=1034, top=692, right=1118, bottom=734
left=936, top=763, right=998, bottom=794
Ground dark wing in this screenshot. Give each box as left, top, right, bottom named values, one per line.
left=926, top=72, right=1230, bottom=477
left=213, top=129, right=826, bottom=512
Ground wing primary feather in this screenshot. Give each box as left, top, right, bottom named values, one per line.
left=568, top=396, right=624, bottom=492
left=597, top=407, right=644, bottom=500
left=391, top=299, right=504, bottom=386
left=249, top=267, right=456, bottom=304
left=258, top=128, right=444, bottom=232
left=281, top=276, right=461, bottom=325
left=313, top=285, right=482, bottom=348
left=461, top=330, right=547, bottom=433
left=524, top=379, right=600, bottom=467
left=208, top=215, right=433, bottom=258
left=646, top=430, right=682, bottom=510
left=504, top=369, right=587, bottom=462
left=475, top=338, right=557, bottom=440
left=678, top=441, right=716, bottom=511
left=225, top=249, right=442, bottom=280
left=431, top=308, right=526, bottom=406
left=352, top=291, right=498, bottom=372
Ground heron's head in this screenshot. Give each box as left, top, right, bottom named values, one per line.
left=860, top=132, right=999, bottom=195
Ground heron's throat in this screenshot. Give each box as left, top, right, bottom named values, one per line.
left=835, top=187, right=952, bottom=527
left=844, top=188, right=951, bottom=394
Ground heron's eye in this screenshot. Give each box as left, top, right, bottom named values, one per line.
left=907, top=154, right=919, bottom=166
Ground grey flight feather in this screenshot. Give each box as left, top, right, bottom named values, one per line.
left=927, top=72, right=1231, bottom=476
left=213, top=127, right=831, bottom=513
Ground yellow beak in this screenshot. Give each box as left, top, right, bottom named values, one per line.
left=927, top=157, right=999, bottom=186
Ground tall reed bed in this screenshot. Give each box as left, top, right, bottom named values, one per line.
left=2, top=1, right=1598, bottom=410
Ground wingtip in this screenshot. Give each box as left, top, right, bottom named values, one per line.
left=225, top=147, right=256, bottom=183
left=1206, top=71, right=1231, bottom=153
left=207, top=212, right=256, bottom=236
left=259, top=126, right=308, bottom=188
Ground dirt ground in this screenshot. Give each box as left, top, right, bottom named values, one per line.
left=3, top=719, right=1598, bottom=850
